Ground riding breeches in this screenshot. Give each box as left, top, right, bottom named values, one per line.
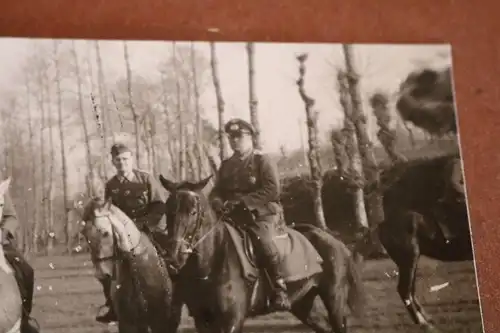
left=245, top=214, right=282, bottom=278
left=3, top=243, right=35, bottom=316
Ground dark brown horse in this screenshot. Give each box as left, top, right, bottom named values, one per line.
left=159, top=175, right=366, bottom=333
left=79, top=193, right=180, bottom=333
left=357, top=154, right=472, bottom=332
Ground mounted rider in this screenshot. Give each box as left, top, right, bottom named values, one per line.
left=208, top=118, right=291, bottom=312
left=1, top=184, right=39, bottom=332
left=93, top=142, right=167, bottom=323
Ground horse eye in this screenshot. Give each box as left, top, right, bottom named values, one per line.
left=190, top=211, right=197, bottom=216
left=102, top=231, right=110, bottom=237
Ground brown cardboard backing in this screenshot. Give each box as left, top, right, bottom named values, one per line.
left=0, top=1, right=498, bottom=331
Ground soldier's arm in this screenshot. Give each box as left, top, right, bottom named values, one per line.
left=1, top=191, right=19, bottom=237
left=240, top=154, right=280, bottom=210
left=144, top=173, right=167, bottom=228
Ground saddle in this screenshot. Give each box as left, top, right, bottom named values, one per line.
left=223, top=218, right=323, bottom=284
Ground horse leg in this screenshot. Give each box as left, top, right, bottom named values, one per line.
left=151, top=286, right=184, bottom=333
left=290, top=289, right=332, bottom=333
left=317, top=281, right=349, bottom=333
left=380, top=212, right=436, bottom=331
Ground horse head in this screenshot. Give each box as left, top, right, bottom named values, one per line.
left=77, top=175, right=142, bottom=275
left=159, top=174, right=213, bottom=273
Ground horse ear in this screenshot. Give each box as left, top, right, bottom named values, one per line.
left=159, top=174, right=177, bottom=192
left=188, top=175, right=213, bottom=192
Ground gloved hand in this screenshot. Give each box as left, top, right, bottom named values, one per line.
left=224, top=200, right=241, bottom=212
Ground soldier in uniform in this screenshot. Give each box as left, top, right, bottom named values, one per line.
left=1, top=186, right=39, bottom=332
left=94, top=143, right=167, bottom=323
left=209, top=118, right=291, bottom=312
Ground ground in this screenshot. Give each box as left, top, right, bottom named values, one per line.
left=29, top=253, right=483, bottom=333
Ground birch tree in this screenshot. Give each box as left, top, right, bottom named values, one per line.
left=123, top=42, right=141, bottom=167
left=337, top=70, right=368, bottom=229
left=296, top=53, right=327, bottom=230
left=246, top=42, right=262, bottom=150
left=209, top=42, right=226, bottom=162
left=71, top=41, right=93, bottom=196
left=342, top=44, right=384, bottom=228
left=53, top=41, right=71, bottom=252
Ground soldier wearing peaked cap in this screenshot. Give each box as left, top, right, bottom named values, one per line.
left=209, top=118, right=291, bottom=312
left=93, top=142, right=167, bottom=324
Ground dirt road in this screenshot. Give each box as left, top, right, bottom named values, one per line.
left=30, top=254, right=483, bottom=333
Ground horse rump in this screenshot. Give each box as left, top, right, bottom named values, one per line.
left=291, top=223, right=366, bottom=317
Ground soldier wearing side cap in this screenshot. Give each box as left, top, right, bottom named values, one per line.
left=94, top=143, right=167, bottom=323
left=208, top=118, right=291, bottom=312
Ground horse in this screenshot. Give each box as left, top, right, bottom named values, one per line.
left=0, top=177, right=24, bottom=333
left=357, top=154, right=472, bottom=332
left=78, top=190, right=181, bottom=333
left=159, top=175, right=366, bottom=333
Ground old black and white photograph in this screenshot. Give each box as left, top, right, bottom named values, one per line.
left=0, top=38, right=483, bottom=333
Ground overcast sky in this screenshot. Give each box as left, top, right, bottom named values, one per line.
left=0, top=38, right=452, bottom=154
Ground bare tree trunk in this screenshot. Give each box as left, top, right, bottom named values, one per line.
left=148, top=112, right=158, bottom=176
left=330, top=129, right=348, bottom=176
left=172, top=42, right=185, bottom=180
left=337, top=70, right=368, bottom=229
left=342, top=44, right=384, bottom=228
left=24, top=74, right=37, bottom=254
left=296, top=54, right=327, bottom=230
left=297, top=118, right=309, bottom=170
left=24, top=71, right=39, bottom=254
left=123, top=42, right=141, bottom=167
left=94, top=41, right=111, bottom=175
left=190, top=43, right=204, bottom=179
left=71, top=41, right=93, bottom=196
left=36, top=58, right=47, bottom=254
left=44, top=65, right=55, bottom=255
left=54, top=41, right=71, bottom=253
left=209, top=42, right=226, bottom=162
left=160, top=73, right=177, bottom=178
left=370, top=92, right=406, bottom=164
left=246, top=42, right=262, bottom=150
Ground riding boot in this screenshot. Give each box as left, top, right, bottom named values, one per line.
left=260, top=243, right=291, bottom=312
left=96, top=276, right=117, bottom=323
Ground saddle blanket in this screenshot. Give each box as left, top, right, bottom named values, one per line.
left=224, top=223, right=323, bottom=283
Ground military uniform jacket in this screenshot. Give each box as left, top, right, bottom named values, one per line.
left=209, top=150, right=282, bottom=217
left=105, top=169, right=166, bottom=230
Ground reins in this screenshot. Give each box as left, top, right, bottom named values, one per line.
left=175, top=195, right=231, bottom=255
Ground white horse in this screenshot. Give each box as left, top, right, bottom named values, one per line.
left=0, top=178, right=23, bottom=333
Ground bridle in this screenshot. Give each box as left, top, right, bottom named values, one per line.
left=87, top=212, right=145, bottom=266
left=169, top=191, right=227, bottom=256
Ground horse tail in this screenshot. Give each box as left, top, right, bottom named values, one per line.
left=345, top=248, right=366, bottom=317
